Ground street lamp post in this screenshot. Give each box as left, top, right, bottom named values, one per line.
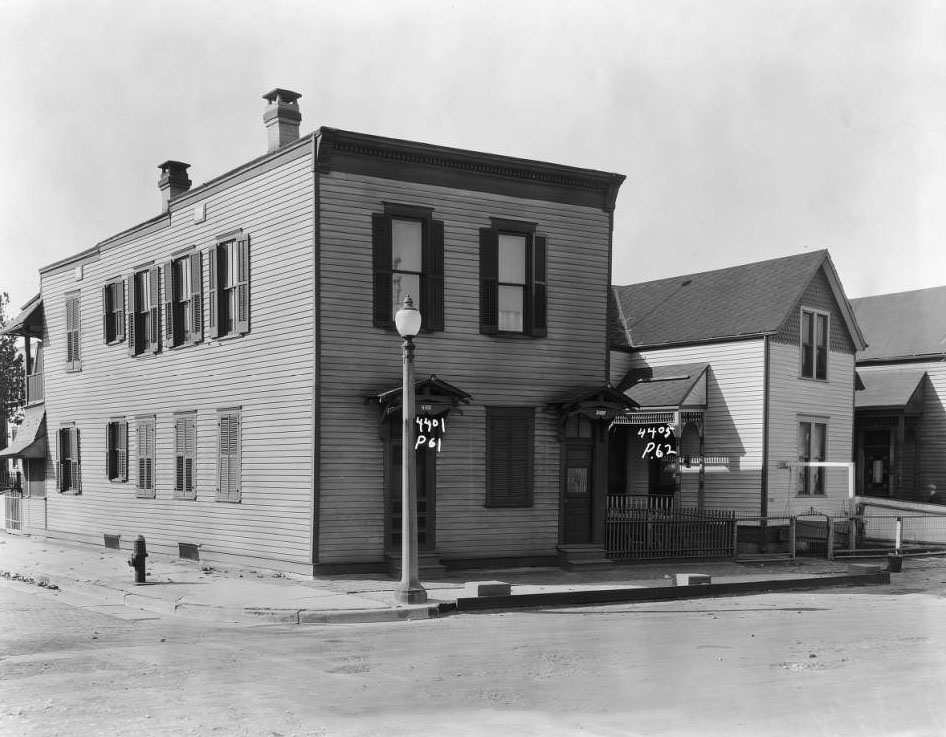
left=394, top=296, right=427, bottom=604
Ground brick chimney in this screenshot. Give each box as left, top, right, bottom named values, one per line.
left=158, top=160, right=191, bottom=211
left=263, top=88, right=302, bottom=152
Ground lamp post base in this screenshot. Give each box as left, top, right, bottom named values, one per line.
left=394, top=583, right=428, bottom=604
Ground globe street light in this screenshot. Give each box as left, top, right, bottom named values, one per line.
left=394, top=295, right=427, bottom=604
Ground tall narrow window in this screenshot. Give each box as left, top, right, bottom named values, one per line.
left=127, top=266, right=161, bottom=356
left=136, top=417, right=156, bottom=498
left=797, top=419, right=827, bottom=495
left=479, top=221, right=546, bottom=336
left=372, top=206, right=444, bottom=331
left=801, top=308, right=828, bottom=380
left=216, top=410, right=242, bottom=503
left=57, top=425, right=81, bottom=493
left=102, top=280, right=125, bottom=344
left=174, top=413, right=197, bottom=500
left=64, top=292, right=81, bottom=371
left=208, top=235, right=249, bottom=339
left=106, top=419, right=128, bottom=482
left=164, top=252, right=203, bottom=348
left=485, top=407, right=534, bottom=507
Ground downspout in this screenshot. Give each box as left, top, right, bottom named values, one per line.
left=310, top=134, right=323, bottom=572
left=760, top=334, right=771, bottom=552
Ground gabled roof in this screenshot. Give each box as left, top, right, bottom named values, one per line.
left=618, top=363, right=710, bottom=410
left=610, top=250, right=866, bottom=351
left=855, top=367, right=927, bottom=413
left=850, top=286, right=946, bottom=362
left=1, top=294, right=43, bottom=338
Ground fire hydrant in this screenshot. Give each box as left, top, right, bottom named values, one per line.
left=128, top=534, right=148, bottom=584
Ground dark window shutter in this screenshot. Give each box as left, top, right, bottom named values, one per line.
left=207, top=247, right=219, bottom=339
left=126, top=276, right=137, bottom=356
left=106, top=422, right=115, bottom=480
left=423, top=219, right=445, bottom=332
left=119, top=422, right=128, bottom=482
left=486, top=408, right=534, bottom=507
left=102, top=284, right=112, bottom=343
left=229, top=414, right=242, bottom=502
left=190, top=251, right=203, bottom=343
left=372, top=214, right=393, bottom=327
left=149, top=265, right=161, bottom=353
left=235, top=236, right=250, bottom=335
left=163, top=261, right=175, bottom=349
left=174, top=419, right=185, bottom=493
left=479, top=228, right=499, bottom=334
left=532, top=236, right=547, bottom=337
left=72, top=427, right=81, bottom=493
left=57, top=428, right=67, bottom=491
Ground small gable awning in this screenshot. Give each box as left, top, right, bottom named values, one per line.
left=549, top=384, right=638, bottom=422
left=618, top=363, right=710, bottom=411
left=370, top=374, right=473, bottom=418
left=0, top=406, right=47, bottom=459
left=855, top=368, right=927, bottom=414
left=1, top=295, right=44, bottom=338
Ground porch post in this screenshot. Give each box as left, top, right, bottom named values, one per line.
left=591, top=420, right=609, bottom=545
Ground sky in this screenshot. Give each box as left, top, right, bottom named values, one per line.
left=0, top=0, right=944, bottom=317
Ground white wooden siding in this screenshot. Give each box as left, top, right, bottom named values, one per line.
left=38, top=150, right=316, bottom=572
left=767, top=342, right=855, bottom=516
left=610, top=340, right=766, bottom=515
left=913, top=360, right=946, bottom=493
left=317, top=171, right=613, bottom=564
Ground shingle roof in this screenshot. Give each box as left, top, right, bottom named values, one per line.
left=850, top=286, right=946, bottom=361
left=610, top=250, right=837, bottom=349
left=855, top=367, right=927, bottom=411
left=609, top=250, right=868, bottom=351
left=619, top=363, right=710, bottom=409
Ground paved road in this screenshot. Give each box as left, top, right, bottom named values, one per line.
left=2, top=559, right=946, bottom=737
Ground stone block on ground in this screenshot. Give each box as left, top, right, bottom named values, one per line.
left=674, top=573, right=711, bottom=586
left=465, top=580, right=511, bottom=597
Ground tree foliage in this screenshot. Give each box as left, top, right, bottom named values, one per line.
left=0, top=291, right=25, bottom=426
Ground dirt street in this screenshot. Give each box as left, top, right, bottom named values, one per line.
left=2, top=559, right=945, bottom=737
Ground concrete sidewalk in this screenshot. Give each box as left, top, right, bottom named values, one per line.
left=0, top=532, right=890, bottom=624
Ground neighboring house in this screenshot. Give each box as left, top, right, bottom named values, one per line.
left=609, top=250, right=867, bottom=531
left=0, top=89, right=627, bottom=574
left=850, top=286, right=946, bottom=501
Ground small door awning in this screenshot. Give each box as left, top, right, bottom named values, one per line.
left=1, top=294, right=44, bottom=338
left=855, top=368, right=927, bottom=414
left=370, top=374, right=473, bottom=418
left=0, top=406, right=47, bottom=459
left=548, top=384, right=638, bottom=422
left=618, top=363, right=710, bottom=411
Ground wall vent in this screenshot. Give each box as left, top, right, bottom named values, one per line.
left=104, top=534, right=121, bottom=550
left=178, top=542, right=200, bottom=561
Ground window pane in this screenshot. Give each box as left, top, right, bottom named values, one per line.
left=498, top=285, right=524, bottom=332
left=498, top=234, right=526, bottom=284
left=392, top=273, right=421, bottom=317
left=392, top=219, right=423, bottom=273
left=816, top=314, right=828, bottom=347
left=802, top=311, right=813, bottom=344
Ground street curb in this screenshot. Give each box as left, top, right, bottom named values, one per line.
left=446, top=572, right=892, bottom=612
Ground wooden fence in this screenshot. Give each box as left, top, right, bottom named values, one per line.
left=606, top=495, right=736, bottom=560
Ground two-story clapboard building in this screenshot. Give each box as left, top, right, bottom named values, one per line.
left=608, top=250, right=867, bottom=537
left=0, top=89, right=628, bottom=574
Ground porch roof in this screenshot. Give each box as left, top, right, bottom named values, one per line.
left=618, top=363, right=710, bottom=410
left=1, top=295, right=43, bottom=338
left=855, top=367, right=927, bottom=413
left=369, top=374, right=473, bottom=417
left=0, top=406, right=46, bottom=459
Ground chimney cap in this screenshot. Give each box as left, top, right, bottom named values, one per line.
left=158, top=160, right=191, bottom=176
left=262, top=88, right=302, bottom=105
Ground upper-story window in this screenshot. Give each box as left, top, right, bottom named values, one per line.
left=102, top=279, right=125, bottom=345
left=801, top=308, right=828, bottom=380
left=164, top=252, right=203, bottom=348
left=64, top=291, right=81, bottom=371
left=208, top=234, right=250, bottom=339
left=479, top=219, right=547, bottom=336
left=127, top=265, right=160, bottom=356
left=372, top=205, right=444, bottom=331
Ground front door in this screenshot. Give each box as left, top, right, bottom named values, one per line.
left=387, top=426, right=436, bottom=551
left=862, top=428, right=891, bottom=496
left=562, top=441, right=593, bottom=544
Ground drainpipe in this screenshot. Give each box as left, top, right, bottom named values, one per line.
left=760, top=335, right=771, bottom=552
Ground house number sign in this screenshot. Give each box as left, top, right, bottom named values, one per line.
left=414, top=416, right=445, bottom=452
left=637, top=424, right=677, bottom=460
